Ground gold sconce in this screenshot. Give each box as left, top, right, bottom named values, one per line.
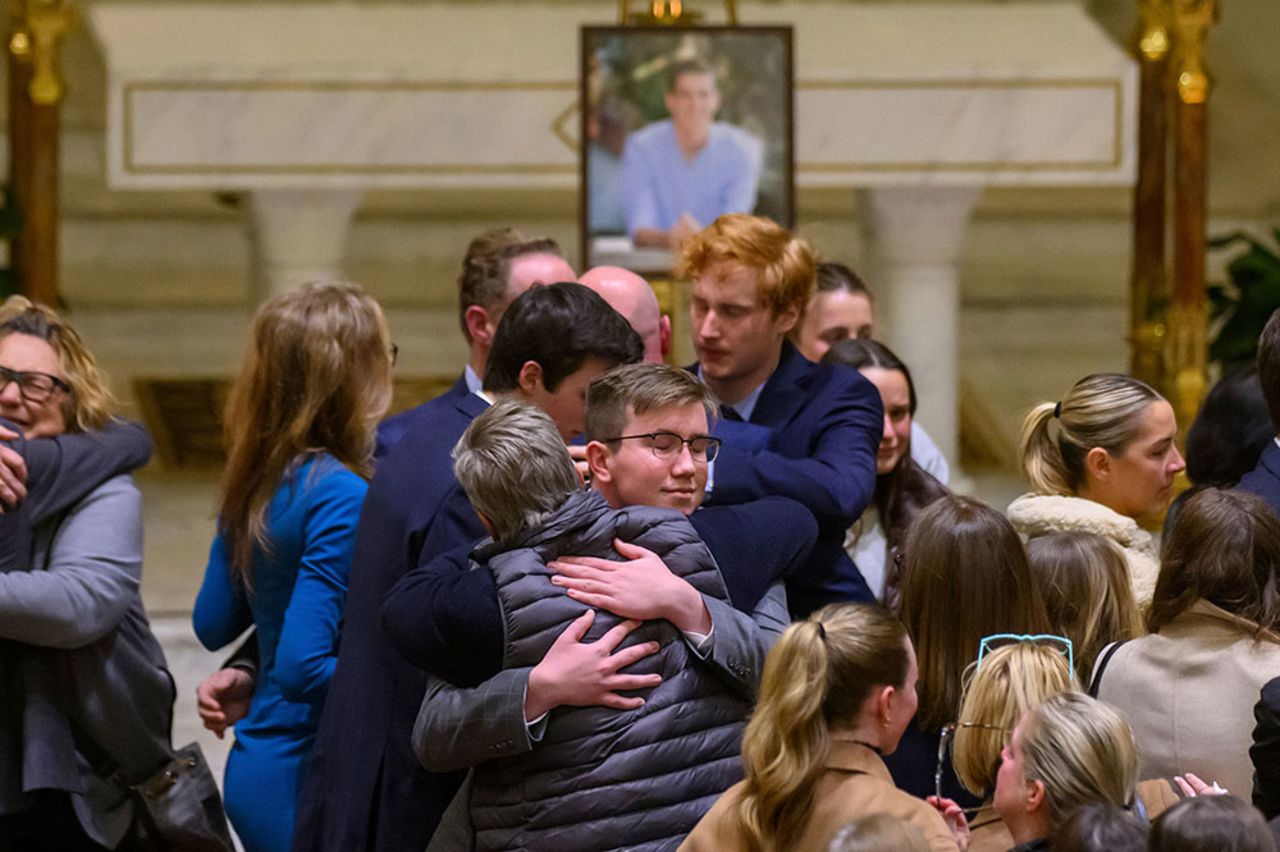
left=617, top=0, right=738, bottom=26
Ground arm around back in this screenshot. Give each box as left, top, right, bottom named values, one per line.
left=709, top=365, right=882, bottom=523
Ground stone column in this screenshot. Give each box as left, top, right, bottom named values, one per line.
left=246, top=189, right=364, bottom=299
left=860, top=186, right=983, bottom=467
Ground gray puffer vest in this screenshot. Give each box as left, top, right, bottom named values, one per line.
left=468, top=489, right=749, bottom=851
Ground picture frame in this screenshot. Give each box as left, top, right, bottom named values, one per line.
left=580, top=25, right=795, bottom=274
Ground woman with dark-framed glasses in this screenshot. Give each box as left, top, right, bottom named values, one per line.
left=0, top=296, right=176, bottom=850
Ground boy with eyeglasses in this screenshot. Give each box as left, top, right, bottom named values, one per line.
left=382, top=363, right=817, bottom=849
left=403, top=393, right=770, bottom=851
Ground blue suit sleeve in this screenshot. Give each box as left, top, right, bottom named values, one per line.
left=692, top=499, right=817, bottom=612
left=275, top=470, right=367, bottom=704
left=381, top=545, right=505, bottom=688
left=192, top=531, right=253, bottom=651
left=709, top=372, right=882, bottom=524
left=381, top=483, right=503, bottom=688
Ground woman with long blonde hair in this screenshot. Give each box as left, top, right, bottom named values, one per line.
left=193, top=281, right=394, bottom=852
left=1008, top=373, right=1185, bottom=607
left=681, top=604, right=962, bottom=852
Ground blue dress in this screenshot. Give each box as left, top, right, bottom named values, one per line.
left=193, top=454, right=367, bottom=852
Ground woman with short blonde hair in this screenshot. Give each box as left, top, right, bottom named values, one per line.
left=1009, top=373, right=1185, bottom=608
left=0, top=297, right=174, bottom=849
left=681, top=604, right=961, bottom=852
left=193, top=280, right=394, bottom=851
left=993, top=692, right=1139, bottom=850
left=0, top=295, right=114, bottom=432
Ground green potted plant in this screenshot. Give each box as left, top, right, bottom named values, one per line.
left=1208, top=228, right=1280, bottom=371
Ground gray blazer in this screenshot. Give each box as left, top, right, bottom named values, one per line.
left=0, top=475, right=174, bottom=848
left=419, top=581, right=788, bottom=851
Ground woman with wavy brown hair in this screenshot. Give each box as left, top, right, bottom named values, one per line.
left=681, top=603, right=963, bottom=852
left=1092, top=487, right=1280, bottom=801
left=193, top=281, right=393, bottom=852
left=890, top=495, right=1052, bottom=806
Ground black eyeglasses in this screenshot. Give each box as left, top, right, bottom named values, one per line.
left=604, top=431, right=721, bottom=462
left=0, top=365, right=70, bottom=403
left=937, top=721, right=1011, bottom=814
left=389, top=343, right=399, bottom=366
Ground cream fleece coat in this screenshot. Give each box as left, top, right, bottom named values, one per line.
left=1006, top=492, right=1160, bottom=608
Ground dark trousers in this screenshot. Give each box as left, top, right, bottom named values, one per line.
left=0, top=790, right=135, bottom=852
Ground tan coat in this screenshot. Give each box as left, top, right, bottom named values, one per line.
left=1095, top=599, right=1280, bottom=798
left=965, top=806, right=1013, bottom=852
left=679, top=741, right=959, bottom=852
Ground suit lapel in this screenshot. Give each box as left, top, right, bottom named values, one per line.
left=1263, top=441, right=1280, bottom=481
left=749, top=341, right=812, bottom=430
left=454, top=391, right=490, bottom=422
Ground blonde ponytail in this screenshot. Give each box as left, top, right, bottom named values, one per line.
left=1020, top=401, right=1069, bottom=496
left=732, top=605, right=909, bottom=852
left=1018, top=374, right=1164, bottom=497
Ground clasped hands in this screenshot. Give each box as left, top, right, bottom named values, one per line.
left=523, top=540, right=713, bottom=720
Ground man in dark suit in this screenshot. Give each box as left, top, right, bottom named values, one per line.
left=1241, top=309, right=1280, bottom=515
left=289, top=283, right=642, bottom=852
left=677, top=213, right=883, bottom=616
left=376, top=229, right=576, bottom=456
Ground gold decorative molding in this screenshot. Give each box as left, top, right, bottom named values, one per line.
left=1171, top=0, right=1216, bottom=105
left=1136, top=0, right=1172, bottom=61
left=11, top=0, right=75, bottom=105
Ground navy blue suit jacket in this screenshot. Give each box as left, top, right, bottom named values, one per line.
left=292, top=387, right=487, bottom=852
left=381, top=497, right=818, bottom=686
left=701, top=341, right=882, bottom=617
left=374, top=373, right=470, bottom=461
left=1240, top=441, right=1280, bottom=519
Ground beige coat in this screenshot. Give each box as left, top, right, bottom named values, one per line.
left=1006, top=492, right=1160, bottom=608
left=679, top=741, right=959, bottom=852
left=965, top=807, right=1013, bottom=852
left=1095, top=599, right=1280, bottom=798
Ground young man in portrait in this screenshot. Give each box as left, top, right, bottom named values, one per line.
left=621, top=58, right=762, bottom=250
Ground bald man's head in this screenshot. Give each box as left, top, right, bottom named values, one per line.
left=579, top=266, right=671, bottom=364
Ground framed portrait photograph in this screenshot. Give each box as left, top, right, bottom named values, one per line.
left=580, top=25, right=795, bottom=273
